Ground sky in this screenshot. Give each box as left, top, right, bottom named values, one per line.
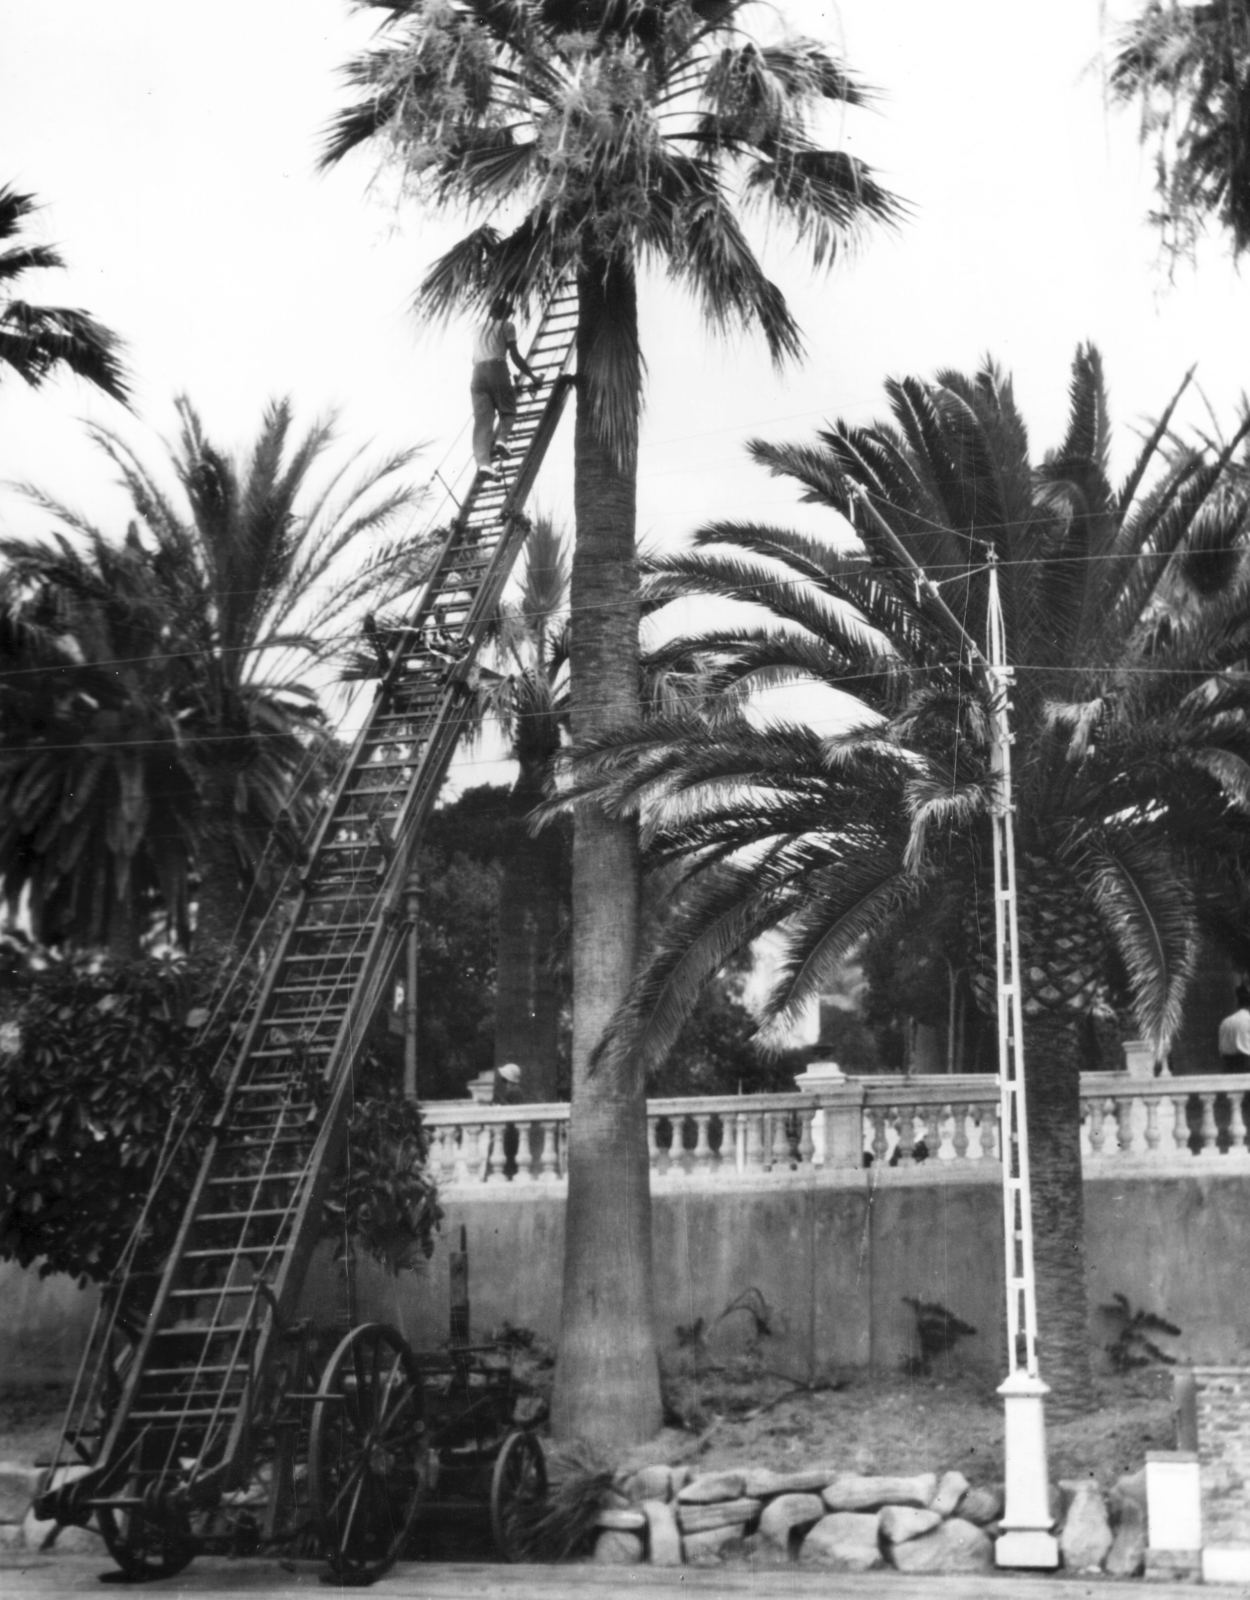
left=2, top=0, right=1249, bottom=753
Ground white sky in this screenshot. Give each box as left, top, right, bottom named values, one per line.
left=2, top=0, right=1248, bottom=779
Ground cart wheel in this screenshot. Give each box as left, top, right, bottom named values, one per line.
left=490, top=1430, right=546, bottom=1561
left=309, top=1323, right=427, bottom=1584
left=97, top=1473, right=195, bottom=1581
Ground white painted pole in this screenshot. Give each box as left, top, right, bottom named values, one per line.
left=986, top=553, right=1058, bottom=1570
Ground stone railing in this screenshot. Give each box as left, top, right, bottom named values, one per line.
left=420, top=1072, right=1250, bottom=1190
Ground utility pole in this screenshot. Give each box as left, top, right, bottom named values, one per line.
left=848, top=493, right=1057, bottom=1566
left=986, top=552, right=1058, bottom=1570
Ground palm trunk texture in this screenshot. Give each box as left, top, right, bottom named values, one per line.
left=550, top=261, right=662, bottom=1446
left=494, top=762, right=563, bottom=1100
left=1021, top=1011, right=1097, bottom=1419
left=194, top=771, right=245, bottom=956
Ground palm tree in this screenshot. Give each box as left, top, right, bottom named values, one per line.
left=467, top=516, right=571, bottom=1098
left=324, top=0, right=899, bottom=1444
left=1111, top=1, right=1250, bottom=263
left=0, top=185, right=128, bottom=402
left=553, top=346, right=1250, bottom=1414
left=1, top=398, right=423, bottom=954
left=0, top=530, right=198, bottom=956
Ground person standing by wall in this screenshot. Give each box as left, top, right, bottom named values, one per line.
left=470, top=299, right=541, bottom=479
left=1217, top=984, right=1250, bottom=1072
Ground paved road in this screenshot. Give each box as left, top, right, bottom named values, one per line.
left=0, top=1556, right=1227, bottom=1599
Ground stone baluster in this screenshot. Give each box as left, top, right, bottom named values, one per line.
left=952, top=1102, right=970, bottom=1161
left=980, top=1101, right=999, bottom=1162
left=1086, top=1096, right=1107, bottom=1156
left=692, top=1113, right=714, bottom=1172
left=1198, top=1091, right=1219, bottom=1155
left=743, top=1110, right=766, bottom=1173
left=516, top=1119, right=537, bottom=1182
left=538, top=1120, right=559, bottom=1181
left=770, top=1113, right=792, bottom=1171
left=453, top=1122, right=474, bottom=1184
left=934, top=1105, right=957, bottom=1162
left=893, top=1103, right=915, bottom=1164
left=1228, top=1090, right=1248, bottom=1157
left=1144, top=1097, right=1162, bottom=1154
left=1167, top=1094, right=1189, bottom=1155
left=796, top=1106, right=815, bottom=1168
left=1114, top=1094, right=1135, bottom=1156
left=868, top=1108, right=890, bottom=1167
left=647, top=1114, right=663, bottom=1175
left=486, top=1122, right=508, bottom=1183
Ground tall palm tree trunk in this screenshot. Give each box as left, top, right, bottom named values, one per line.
left=494, top=760, right=563, bottom=1099
left=550, top=261, right=661, bottom=1446
left=194, top=770, right=245, bottom=955
left=1022, top=1011, right=1097, bottom=1419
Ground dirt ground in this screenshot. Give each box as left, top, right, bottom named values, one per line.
left=654, top=1360, right=1177, bottom=1490
left=2, top=1360, right=1176, bottom=1493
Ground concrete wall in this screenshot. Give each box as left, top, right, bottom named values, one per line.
left=0, top=1259, right=98, bottom=1382
left=349, top=1168, right=1250, bottom=1380
left=8, top=1166, right=1250, bottom=1382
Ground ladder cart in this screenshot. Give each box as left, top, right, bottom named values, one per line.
left=33, top=286, right=576, bottom=1584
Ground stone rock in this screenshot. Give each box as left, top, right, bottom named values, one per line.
left=621, top=1465, right=673, bottom=1504
left=594, top=1507, right=647, bottom=1532
left=822, top=1472, right=937, bottom=1513
left=890, top=1517, right=994, bottom=1573
left=758, top=1493, right=825, bottom=1552
left=642, top=1499, right=682, bottom=1567
left=52, top=1524, right=105, bottom=1554
left=1058, top=1481, right=1113, bottom=1572
left=0, top=1462, right=41, bottom=1523
left=593, top=1529, right=644, bottom=1565
left=879, top=1505, right=943, bottom=1545
left=21, top=1506, right=58, bottom=1553
left=957, top=1483, right=1004, bottom=1525
left=677, top=1496, right=761, bottom=1534
left=1114, top=1467, right=1147, bottom=1512
left=742, top=1463, right=840, bottom=1497
left=931, top=1469, right=970, bottom=1518
left=670, top=1464, right=693, bottom=1495
left=799, top=1512, right=884, bottom=1571
left=0, top=1523, right=26, bottom=1551
left=683, top=1524, right=747, bottom=1565
left=1105, top=1483, right=1147, bottom=1578
left=677, top=1470, right=747, bottom=1504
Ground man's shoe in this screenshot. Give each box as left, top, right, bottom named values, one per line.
left=492, top=442, right=513, bottom=460
left=478, top=465, right=497, bottom=482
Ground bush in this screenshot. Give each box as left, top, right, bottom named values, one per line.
left=0, top=950, right=441, bottom=1284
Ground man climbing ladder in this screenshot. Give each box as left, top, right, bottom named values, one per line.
left=471, top=296, right=542, bottom=479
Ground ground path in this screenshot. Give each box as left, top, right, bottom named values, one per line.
left=0, top=1557, right=1219, bottom=1598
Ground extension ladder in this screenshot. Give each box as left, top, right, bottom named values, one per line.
left=41, top=283, right=579, bottom=1544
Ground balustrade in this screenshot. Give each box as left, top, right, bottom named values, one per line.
left=418, top=1073, right=1250, bottom=1188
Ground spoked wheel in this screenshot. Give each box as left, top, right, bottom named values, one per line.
left=96, top=1456, right=196, bottom=1582
left=490, top=1430, right=546, bottom=1562
left=309, top=1323, right=427, bottom=1584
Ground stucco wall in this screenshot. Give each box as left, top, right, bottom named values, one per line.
left=7, top=1166, right=1250, bottom=1381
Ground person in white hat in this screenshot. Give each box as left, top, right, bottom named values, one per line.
left=493, top=1061, right=523, bottom=1104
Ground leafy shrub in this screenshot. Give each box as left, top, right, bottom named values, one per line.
left=1101, top=1292, right=1181, bottom=1372
left=0, top=950, right=441, bottom=1284
left=903, top=1297, right=977, bottom=1373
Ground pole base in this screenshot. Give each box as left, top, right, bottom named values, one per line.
left=996, top=1528, right=1059, bottom=1569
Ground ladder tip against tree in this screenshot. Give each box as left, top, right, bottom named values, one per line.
left=35, top=284, right=578, bottom=1582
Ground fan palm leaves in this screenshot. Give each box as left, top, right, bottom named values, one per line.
left=324, top=0, right=900, bottom=468
left=0, top=398, right=423, bottom=953
left=552, top=346, right=1250, bottom=1410
left=0, top=185, right=128, bottom=402
left=1111, top=0, right=1250, bottom=261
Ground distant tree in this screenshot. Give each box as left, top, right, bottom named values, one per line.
left=1111, top=1, right=1250, bottom=263
left=0, top=399, right=423, bottom=953
left=0, top=184, right=128, bottom=403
